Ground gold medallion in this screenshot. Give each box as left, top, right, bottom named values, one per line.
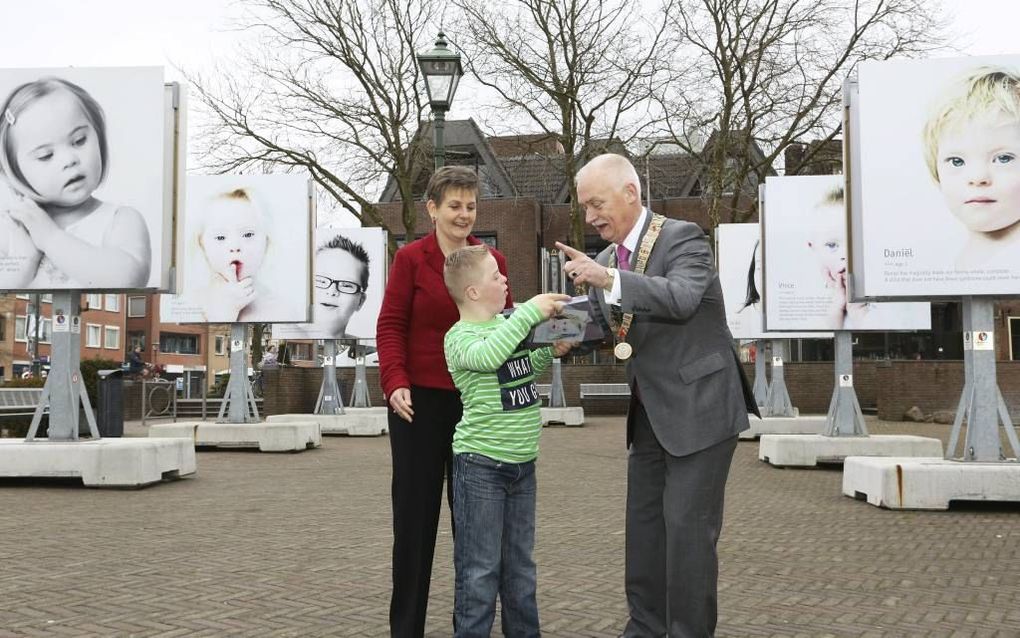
left=614, top=342, right=633, bottom=360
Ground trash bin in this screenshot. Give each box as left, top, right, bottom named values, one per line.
left=97, top=369, right=124, bottom=437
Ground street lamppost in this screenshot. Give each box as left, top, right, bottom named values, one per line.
left=417, top=31, right=464, bottom=169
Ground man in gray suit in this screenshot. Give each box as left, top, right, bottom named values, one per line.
left=557, top=153, right=757, bottom=637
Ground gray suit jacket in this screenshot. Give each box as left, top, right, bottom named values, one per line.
left=592, top=215, right=757, bottom=456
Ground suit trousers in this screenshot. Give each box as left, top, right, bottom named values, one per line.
left=623, top=400, right=737, bottom=638
left=389, top=386, right=462, bottom=638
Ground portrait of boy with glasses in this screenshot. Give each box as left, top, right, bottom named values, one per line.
left=276, top=231, right=372, bottom=342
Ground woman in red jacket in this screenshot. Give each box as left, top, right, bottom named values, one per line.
left=376, top=166, right=513, bottom=637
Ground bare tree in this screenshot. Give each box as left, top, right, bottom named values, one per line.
left=451, top=0, right=675, bottom=249
left=660, top=0, right=948, bottom=228
left=187, top=0, right=438, bottom=254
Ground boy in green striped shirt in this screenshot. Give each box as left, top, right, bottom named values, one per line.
left=443, top=245, right=571, bottom=637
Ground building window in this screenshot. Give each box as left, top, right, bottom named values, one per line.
left=1011, top=317, right=1020, bottom=361
left=160, top=333, right=200, bottom=355
left=128, top=331, right=146, bottom=351
left=86, top=324, right=102, bottom=348
left=215, top=335, right=227, bottom=356
left=41, top=294, right=52, bottom=303
left=104, top=295, right=120, bottom=312
left=474, top=233, right=498, bottom=249
left=127, top=296, right=147, bottom=317
left=39, top=318, right=52, bottom=344
left=0, top=315, right=5, bottom=341
left=289, top=342, right=313, bottom=361
left=14, top=316, right=26, bottom=341
left=87, top=294, right=103, bottom=310
left=104, top=326, right=121, bottom=350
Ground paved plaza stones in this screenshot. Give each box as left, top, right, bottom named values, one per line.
left=0, top=417, right=1018, bottom=636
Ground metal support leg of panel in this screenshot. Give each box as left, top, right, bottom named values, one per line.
left=824, top=331, right=868, bottom=437
left=763, top=339, right=795, bottom=418
left=548, top=358, right=567, bottom=408
left=315, top=340, right=345, bottom=415
left=752, top=339, right=768, bottom=408
left=218, top=324, right=259, bottom=423
left=350, top=350, right=371, bottom=408
left=26, top=291, right=100, bottom=441
left=947, top=298, right=1020, bottom=461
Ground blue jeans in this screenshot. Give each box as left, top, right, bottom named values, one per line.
left=453, top=452, right=540, bottom=638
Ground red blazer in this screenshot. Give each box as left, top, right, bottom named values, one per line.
left=377, top=232, right=513, bottom=397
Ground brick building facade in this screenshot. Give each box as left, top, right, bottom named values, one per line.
left=0, top=293, right=127, bottom=382
left=124, top=293, right=231, bottom=395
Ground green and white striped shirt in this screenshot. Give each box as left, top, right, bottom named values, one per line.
left=444, top=301, right=554, bottom=463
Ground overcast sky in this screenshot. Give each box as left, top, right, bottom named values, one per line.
left=1, top=0, right=1015, bottom=107
left=0, top=0, right=1014, bottom=223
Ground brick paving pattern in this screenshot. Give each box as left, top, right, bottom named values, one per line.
left=1, top=417, right=1018, bottom=637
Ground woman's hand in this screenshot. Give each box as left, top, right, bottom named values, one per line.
left=388, top=387, right=414, bottom=422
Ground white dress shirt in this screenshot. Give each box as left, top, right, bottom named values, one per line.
left=604, top=207, right=649, bottom=306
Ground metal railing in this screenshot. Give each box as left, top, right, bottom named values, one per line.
left=141, top=379, right=177, bottom=425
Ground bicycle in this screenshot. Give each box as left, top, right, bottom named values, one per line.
left=250, top=370, right=265, bottom=398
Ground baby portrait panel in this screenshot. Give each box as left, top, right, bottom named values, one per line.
left=853, top=55, right=1020, bottom=297
left=763, top=175, right=930, bottom=331
left=717, top=222, right=827, bottom=340
left=0, top=66, right=167, bottom=291
left=272, top=225, right=386, bottom=356
left=161, top=174, right=312, bottom=324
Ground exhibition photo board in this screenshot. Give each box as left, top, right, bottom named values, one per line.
left=763, top=175, right=930, bottom=331
left=160, top=174, right=312, bottom=324
left=0, top=66, right=173, bottom=291
left=717, top=222, right=830, bottom=340
left=273, top=226, right=387, bottom=366
left=849, top=54, right=1020, bottom=299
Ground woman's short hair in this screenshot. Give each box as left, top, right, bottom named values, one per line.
left=425, top=165, right=478, bottom=205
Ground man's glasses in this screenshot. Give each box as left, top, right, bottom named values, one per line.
left=315, top=275, right=363, bottom=295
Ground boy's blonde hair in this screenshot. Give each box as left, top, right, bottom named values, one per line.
left=923, top=67, right=1020, bottom=182
left=444, top=244, right=492, bottom=305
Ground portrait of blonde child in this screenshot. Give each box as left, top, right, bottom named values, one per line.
left=0, top=77, right=150, bottom=288
left=923, top=66, right=1020, bottom=269
left=190, top=187, right=282, bottom=322
left=805, top=186, right=870, bottom=329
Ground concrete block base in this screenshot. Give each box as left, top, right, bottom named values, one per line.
left=738, top=415, right=826, bottom=440
left=0, top=438, right=196, bottom=487
left=267, top=410, right=388, bottom=436
left=541, top=407, right=584, bottom=427
left=149, top=421, right=321, bottom=452
left=843, top=456, right=1020, bottom=510
left=758, top=434, right=944, bottom=468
